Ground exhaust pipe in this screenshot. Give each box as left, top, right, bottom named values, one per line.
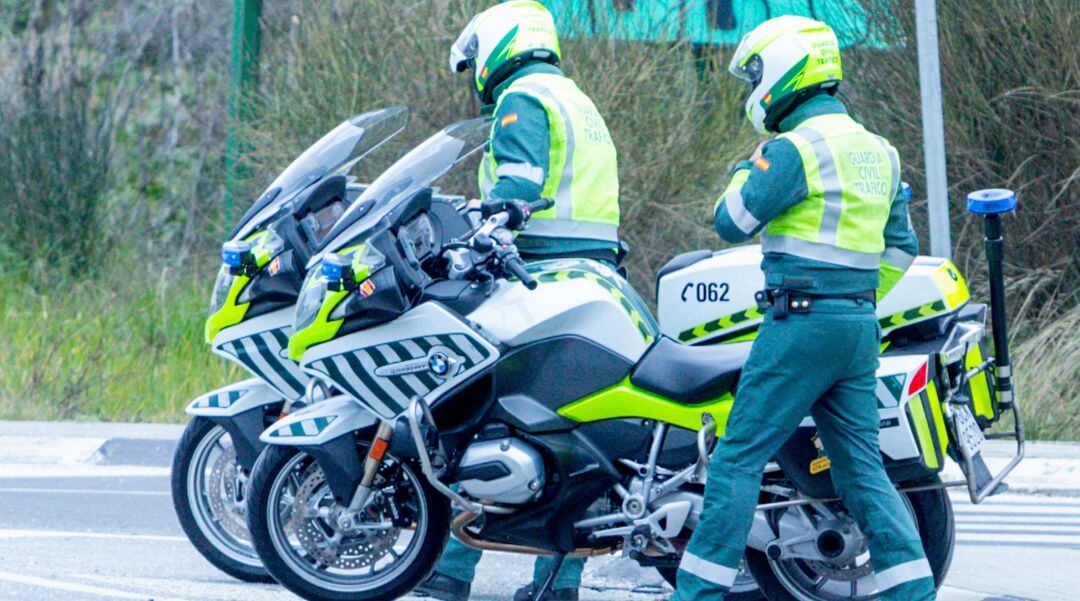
left=450, top=512, right=618, bottom=558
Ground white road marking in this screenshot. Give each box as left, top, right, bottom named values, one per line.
left=956, top=516, right=1080, bottom=525
left=956, top=523, right=1080, bottom=533
left=70, top=573, right=292, bottom=601
left=0, top=464, right=170, bottom=478
left=0, top=571, right=193, bottom=601
left=0, top=528, right=187, bottom=543
left=952, top=492, right=1080, bottom=549
left=0, top=487, right=169, bottom=496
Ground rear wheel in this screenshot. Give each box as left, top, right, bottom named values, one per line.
left=745, top=483, right=954, bottom=600
left=171, top=417, right=272, bottom=583
left=247, top=444, right=450, bottom=600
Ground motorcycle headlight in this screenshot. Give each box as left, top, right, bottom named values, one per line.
left=208, top=267, right=234, bottom=314
left=294, top=268, right=328, bottom=332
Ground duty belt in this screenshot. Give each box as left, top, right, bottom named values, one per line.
left=754, top=288, right=876, bottom=320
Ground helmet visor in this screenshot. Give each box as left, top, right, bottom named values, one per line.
left=727, top=31, right=756, bottom=80
left=448, top=15, right=481, bottom=73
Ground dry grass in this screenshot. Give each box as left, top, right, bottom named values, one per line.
left=1011, top=305, right=1080, bottom=440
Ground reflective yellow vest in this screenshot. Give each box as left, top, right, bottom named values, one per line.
left=479, top=72, right=620, bottom=243
left=762, top=113, right=900, bottom=270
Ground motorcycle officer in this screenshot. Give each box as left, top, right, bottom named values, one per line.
left=415, top=2, right=621, bottom=600
left=673, top=16, right=934, bottom=601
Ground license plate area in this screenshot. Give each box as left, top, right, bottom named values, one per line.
left=952, top=404, right=986, bottom=457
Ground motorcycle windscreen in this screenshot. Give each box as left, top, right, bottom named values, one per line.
left=311, top=117, right=491, bottom=268
left=231, top=105, right=410, bottom=241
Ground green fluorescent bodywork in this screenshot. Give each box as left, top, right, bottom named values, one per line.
left=286, top=244, right=373, bottom=362
left=204, top=229, right=278, bottom=344
left=204, top=268, right=252, bottom=344
left=677, top=306, right=763, bottom=343
left=287, top=280, right=348, bottom=362
left=558, top=376, right=734, bottom=434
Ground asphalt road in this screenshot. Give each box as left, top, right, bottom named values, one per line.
left=0, top=425, right=1077, bottom=600
left=2, top=466, right=1077, bottom=600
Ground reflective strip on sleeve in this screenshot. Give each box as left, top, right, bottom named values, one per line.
left=519, top=218, right=619, bottom=242
left=679, top=551, right=738, bottom=588
left=724, top=186, right=761, bottom=235
left=761, top=234, right=881, bottom=269
left=881, top=247, right=916, bottom=272
left=495, top=162, right=545, bottom=185
left=874, top=558, right=933, bottom=591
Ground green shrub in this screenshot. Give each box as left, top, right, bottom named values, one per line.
left=0, top=258, right=239, bottom=422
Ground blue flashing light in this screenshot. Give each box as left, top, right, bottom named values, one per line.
left=967, top=189, right=1017, bottom=215
left=322, top=254, right=349, bottom=281
left=222, top=241, right=253, bottom=268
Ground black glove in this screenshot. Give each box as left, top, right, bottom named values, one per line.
left=481, top=198, right=532, bottom=230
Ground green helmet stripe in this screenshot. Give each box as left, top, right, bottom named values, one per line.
left=477, top=25, right=519, bottom=92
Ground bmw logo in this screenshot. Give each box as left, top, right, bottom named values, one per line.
left=428, top=352, right=450, bottom=376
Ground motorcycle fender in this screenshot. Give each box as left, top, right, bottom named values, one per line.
left=186, top=378, right=284, bottom=418
left=259, top=395, right=378, bottom=446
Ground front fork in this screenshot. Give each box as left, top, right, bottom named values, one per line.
left=338, top=420, right=395, bottom=528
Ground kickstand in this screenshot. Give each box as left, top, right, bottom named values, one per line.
left=532, top=552, right=566, bottom=600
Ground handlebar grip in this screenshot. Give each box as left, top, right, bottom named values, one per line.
left=527, top=197, right=555, bottom=214
left=504, top=256, right=538, bottom=290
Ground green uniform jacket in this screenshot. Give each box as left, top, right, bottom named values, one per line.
left=713, top=94, right=918, bottom=297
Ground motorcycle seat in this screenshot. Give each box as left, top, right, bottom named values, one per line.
left=630, top=337, right=749, bottom=403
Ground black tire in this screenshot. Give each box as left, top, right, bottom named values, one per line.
left=247, top=444, right=450, bottom=601
left=745, top=483, right=955, bottom=600
left=658, top=565, right=765, bottom=600
left=171, top=417, right=273, bottom=583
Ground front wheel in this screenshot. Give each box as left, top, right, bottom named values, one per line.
left=745, top=484, right=954, bottom=600
left=171, top=417, right=272, bottom=583
left=247, top=444, right=450, bottom=601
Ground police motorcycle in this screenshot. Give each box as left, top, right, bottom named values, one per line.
left=244, top=113, right=1024, bottom=600
left=171, top=106, right=409, bottom=581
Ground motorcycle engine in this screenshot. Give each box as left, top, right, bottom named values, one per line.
left=456, top=438, right=545, bottom=505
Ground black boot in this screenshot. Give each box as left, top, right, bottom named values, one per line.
left=413, top=572, right=472, bottom=601
left=513, top=583, right=579, bottom=601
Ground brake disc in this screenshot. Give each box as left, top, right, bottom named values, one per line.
left=805, top=557, right=875, bottom=581
left=287, top=465, right=398, bottom=569
left=207, top=444, right=249, bottom=541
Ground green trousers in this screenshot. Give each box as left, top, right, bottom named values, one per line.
left=673, top=298, right=936, bottom=600
left=435, top=536, right=585, bottom=591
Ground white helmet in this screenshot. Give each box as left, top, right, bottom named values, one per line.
left=449, top=1, right=561, bottom=104
left=728, top=16, right=843, bottom=133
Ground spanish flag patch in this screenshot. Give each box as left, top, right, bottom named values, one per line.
left=501, top=113, right=518, bottom=127
left=755, top=157, right=771, bottom=171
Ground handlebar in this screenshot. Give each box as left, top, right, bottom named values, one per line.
left=444, top=200, right=551, bottom=288
left=503, top=255, right=537, bottom=290
left=527, top=197, right=555, bottom=214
